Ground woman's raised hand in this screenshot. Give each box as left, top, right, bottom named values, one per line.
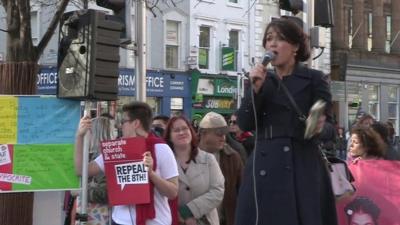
left=249, top=63, right=267, bottom=94
left=76, top=115, right=91, bottom=137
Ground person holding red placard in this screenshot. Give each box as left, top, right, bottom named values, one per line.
left=75, top=102, right=179, bottom=225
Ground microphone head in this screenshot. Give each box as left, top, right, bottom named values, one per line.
left=262, top=51, right=276, bottom=66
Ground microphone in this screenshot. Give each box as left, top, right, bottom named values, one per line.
left=261, top=51, right=276, bottom=67
left=247, top=51, right=276, bottom=83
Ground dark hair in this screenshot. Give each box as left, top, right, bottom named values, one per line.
left=122, top=101, right=153, bottom=132
left=351, top=125, right=387, bottom=158
left=345, top=196, right=380, bottom=225
left=164, top=116, right=199, bottom=163
left=153, top=115, right=170, bottom=124
left=356, top=114, right=375, bottom=126
left=385, top=121, right=395, bottom=137
left=262, top=18, right=310, bottom=62
left=370, top=122, right=389, bottom=144
left=100, top=112, right=114, bottom=120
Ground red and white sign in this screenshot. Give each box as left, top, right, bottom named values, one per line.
left=336, top=160, right=400, bottom=225
left=101, top=137, right=150, bottom=206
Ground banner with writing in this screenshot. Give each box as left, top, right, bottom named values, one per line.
left=336, top=160, right=400, bottom=225
left=0, top=96, right=80, bottom=192
left=101, top=137, right=150, bottom=206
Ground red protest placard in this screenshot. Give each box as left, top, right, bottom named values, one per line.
left=336, top=160, right=400, bottom=225
left=101, top=137, right=150, bottom=206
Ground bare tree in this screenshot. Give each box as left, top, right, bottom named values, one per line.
left=0, top=1, right=70, bottom=224
left=0, top=0, right=70, bottom=95
left=0, top=0, right=179, bottom=224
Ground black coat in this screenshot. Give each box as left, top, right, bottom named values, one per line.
left=234, top=65, right=338, bottom=225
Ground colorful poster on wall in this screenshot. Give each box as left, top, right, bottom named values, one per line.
left=336, top=160, right=400, bottom=225
left=100, top=137, right=150, bottom=206
left=0, top=96, right=80, bottom=192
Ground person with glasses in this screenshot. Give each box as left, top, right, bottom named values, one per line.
left=74, top=101, right=179, bottom=225
left=164, top=116, right=224, bottom=225
left=198, top=112, right=243, bottom=225
left=228, top=112, right=255, bottom=156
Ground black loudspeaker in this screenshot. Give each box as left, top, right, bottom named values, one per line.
left=57, top=9, right=122, bottom=100
left=314, top=0, right=334, bottom=28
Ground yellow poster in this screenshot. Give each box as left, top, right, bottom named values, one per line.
left=0, top=96, right=18, bottom=143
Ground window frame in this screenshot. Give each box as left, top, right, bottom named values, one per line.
left=165, top=20, right=180, bottom=69
left=198, top=25, right=211, bottom=70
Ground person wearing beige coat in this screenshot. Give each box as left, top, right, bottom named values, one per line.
left=164, top=116, right=225, bottom=225
left=178, top=150, right=225, bottom=225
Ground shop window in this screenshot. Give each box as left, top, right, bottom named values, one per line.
left=367, top=84, right=379, bottom=120
left=347, top=82, right=363, bottom=126
left=199, top=26, right=210, bottom=69
left=166, top=20, right=180, bottom=69
left=171, top=97, right=183, bottom=116
left=147, top=97, right=162, bottom=116
left=388, top=86, right=398, bottom=134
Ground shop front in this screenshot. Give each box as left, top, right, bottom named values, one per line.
left=36, top=66, right=191, bottom=118
left=191, top=70, right=238, bottom=123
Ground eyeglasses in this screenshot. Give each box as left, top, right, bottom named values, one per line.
left=229, top=120, right=237, bottom=125
left=172, top=126, right=190, bottom=134
left=120, top=118, right=133, bottom=125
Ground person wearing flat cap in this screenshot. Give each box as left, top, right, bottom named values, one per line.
left=197, top=112, right=244, bottom=225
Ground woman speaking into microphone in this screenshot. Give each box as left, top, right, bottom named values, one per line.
left=234, top=18, right=338, bottom=225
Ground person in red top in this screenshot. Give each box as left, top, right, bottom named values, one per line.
left=228, top=112, right=255, bottom=155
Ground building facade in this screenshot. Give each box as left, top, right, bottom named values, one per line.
left=331, top=0, right=400, bottom=132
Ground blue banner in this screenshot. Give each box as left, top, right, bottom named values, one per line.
left=37, top=67, right=191, bottom=97
left=36, top=66, right=58, bottom=95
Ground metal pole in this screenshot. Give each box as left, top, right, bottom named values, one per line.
left=303, top=0, right=314, bottom=68
left=135, top=0, right=147, bottom=101
left=79, top=101, right=92, bottom=225
left=237, top=74, right=242, bottom=109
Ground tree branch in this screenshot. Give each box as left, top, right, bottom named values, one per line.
left=0, top=28, right=8, bottom=32
left=36, top=0, right=70, bottom=59
left=147, top=0, right=160, bottom=17
left=1, top=0, right=8, bottom=9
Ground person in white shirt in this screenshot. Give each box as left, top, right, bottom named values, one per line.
left=75, top=101, right=179, bottom=225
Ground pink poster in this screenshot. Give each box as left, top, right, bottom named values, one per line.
left=336, top=160, right=400, bottom=225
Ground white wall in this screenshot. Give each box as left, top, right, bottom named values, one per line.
left=189, top=0, right=256, bottom=74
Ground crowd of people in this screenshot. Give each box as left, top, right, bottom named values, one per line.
left=68, top=16, right=400, bottom=225
left=69, top=105, right=250, bottom=225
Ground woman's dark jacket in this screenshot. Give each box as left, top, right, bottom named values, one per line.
left=234, top=65, right=338, bottom=225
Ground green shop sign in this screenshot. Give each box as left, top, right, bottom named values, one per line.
left=214, top=79, right=237, bottom=97
left=221, top=47, right=235, bottom=71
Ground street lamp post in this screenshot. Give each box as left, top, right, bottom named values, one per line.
left=135, top=0, right=147, bottom=102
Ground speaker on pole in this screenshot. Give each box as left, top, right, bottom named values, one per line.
left=57, top=9, right=122, bottom=100
left=314, top=0, right=334, bottom=28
